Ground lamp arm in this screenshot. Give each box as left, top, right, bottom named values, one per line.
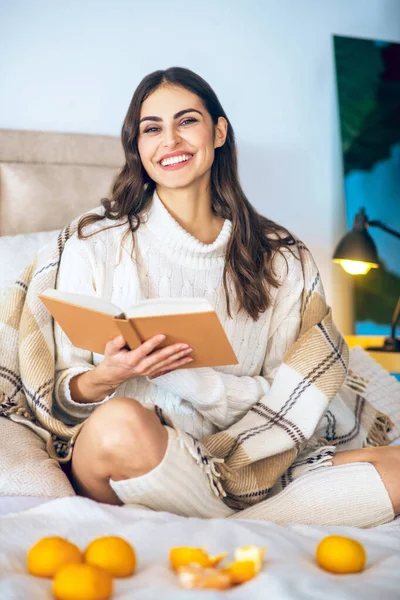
left=391, top=296, right=400, bottom=342
left=369, top=220, right=400, bottom=342
left=368, top=220, right=400, bottom=239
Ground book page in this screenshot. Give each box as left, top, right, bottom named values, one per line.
left=41, top=289, right=124, bottom=317
left=125, top=297, right=214, bottom=318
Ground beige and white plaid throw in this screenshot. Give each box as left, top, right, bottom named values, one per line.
left=0, top=213, right=395, bottom=510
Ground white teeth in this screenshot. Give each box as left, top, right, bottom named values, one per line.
left=161, top=154, right=192, bottom=166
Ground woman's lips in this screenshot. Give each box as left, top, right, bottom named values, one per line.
left=159, top=155, right=194, bottom=171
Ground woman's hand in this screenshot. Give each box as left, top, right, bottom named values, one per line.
left=96, top=334, right=193, bottom=387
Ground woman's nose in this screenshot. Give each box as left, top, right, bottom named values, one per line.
left=162, top=126, right=181, bottom=147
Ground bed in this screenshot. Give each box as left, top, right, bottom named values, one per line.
left=0, top=128, right=399, bottom=599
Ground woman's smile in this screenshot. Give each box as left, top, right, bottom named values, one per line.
left=158, top=154, right=195, bottom=171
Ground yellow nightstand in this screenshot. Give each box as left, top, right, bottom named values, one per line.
left=345, top=336, right=400, bottom=373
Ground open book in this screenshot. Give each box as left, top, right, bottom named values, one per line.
left=39, top=289, right=238, bottom=369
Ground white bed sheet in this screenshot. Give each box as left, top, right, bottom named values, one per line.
left=0, top=496, right=56, bottom=516
left=1, top=496, right=399, bottom=600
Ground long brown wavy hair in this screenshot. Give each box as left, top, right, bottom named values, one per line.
left=78, top=66, right=298, bottom=320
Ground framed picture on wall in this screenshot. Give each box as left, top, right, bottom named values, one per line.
left=333, top=34, right=400, bottom=339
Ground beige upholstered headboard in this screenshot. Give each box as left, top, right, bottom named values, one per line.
left=0, top=129, right=124, bottom=235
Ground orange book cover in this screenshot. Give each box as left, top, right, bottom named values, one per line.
left=39, top=290, right=238, bottom=369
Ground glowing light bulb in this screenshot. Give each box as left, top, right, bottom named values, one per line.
left=338, top=260, right=376, bottom=275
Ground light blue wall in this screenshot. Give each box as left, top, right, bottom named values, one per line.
left=346, top=144, right=400, bottom=278
left=346, top=142, right=400, bottom=337
left=1, top=0, right=400, bottom=332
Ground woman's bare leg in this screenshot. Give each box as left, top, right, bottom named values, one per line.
left=70, top=397, right=400, bottom=516
left=332, top=445, right=400, bottom=514
left=70, top=397, right=168, bottom=505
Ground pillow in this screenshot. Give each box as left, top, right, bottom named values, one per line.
left=0, top=229, right=59, bottom=303
left=0, top=416, right=75, bottom=497
left=0, top=230, right=76, bottom=497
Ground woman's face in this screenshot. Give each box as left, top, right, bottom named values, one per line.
left=137, top=85, right=227, bottom=190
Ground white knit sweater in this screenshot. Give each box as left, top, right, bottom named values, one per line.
left=54, top=190, right=304, bottom=440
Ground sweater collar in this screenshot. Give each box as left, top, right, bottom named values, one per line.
left=142, top=188, right=232, bottom=267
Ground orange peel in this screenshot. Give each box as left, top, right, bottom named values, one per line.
left=234, top=545, right=266, bottom=570
left=169, top=547, right=228, bottom=571
left=222, top=545, right=266, bottom=585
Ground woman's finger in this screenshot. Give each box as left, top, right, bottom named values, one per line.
left=145, top=348, right=193, bottom=374
left=132, top=334, right=167, bottom=361
left=105, top=335, right=127, bottom=356
left=147, top=355, right=194, bottom=378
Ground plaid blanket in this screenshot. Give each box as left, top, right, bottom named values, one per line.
left=0, top=213, right=395, bottom=510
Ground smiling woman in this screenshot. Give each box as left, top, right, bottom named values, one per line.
left=136, top=85, right=230, bottom=243
left=77, top=66, right=297, bottom=314
left=43, top=66, right=400, bottom=527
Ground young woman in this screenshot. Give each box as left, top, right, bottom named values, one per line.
left=54, top=67, right=399, bottom=524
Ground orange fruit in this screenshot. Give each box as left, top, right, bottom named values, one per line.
left=169, top=547, right=228, bottom=571
left=316, top=535, right=367, bottom=574
left=84, top=536, right=136, bottom=578
left=53, top=563, right=113, bottom=600
left=224, top=560, right=257, bottom=584
left=177, top=564, right=232, bottom=590
left=27, top=536, right=82, bottom=578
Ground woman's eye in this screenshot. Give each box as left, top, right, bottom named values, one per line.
left=143, top=118, right=197, bottom=134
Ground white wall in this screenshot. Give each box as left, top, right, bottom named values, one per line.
left=1, top=0, right=400, bottom=333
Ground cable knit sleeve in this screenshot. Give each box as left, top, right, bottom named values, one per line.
left=148, top=247, right=304, bottom=430
left=53, top=236, right=113, bottom=425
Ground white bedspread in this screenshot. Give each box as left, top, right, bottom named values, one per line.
left=0, top=496, right=399, bottom=599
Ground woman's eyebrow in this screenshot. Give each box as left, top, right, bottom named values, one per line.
left=139, top=108, right=203, bottom=125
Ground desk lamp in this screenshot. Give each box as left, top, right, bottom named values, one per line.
left=333, top=207, right=400, bottom=352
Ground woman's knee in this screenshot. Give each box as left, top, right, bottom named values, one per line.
left=74, top=396, right=168, bottom=477
left=92, top=396, right=146, bottom=427
left=92, top=397, right=165, bottom=449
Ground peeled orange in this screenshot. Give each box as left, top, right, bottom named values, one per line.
left=177, top=564, right=232, bottom=590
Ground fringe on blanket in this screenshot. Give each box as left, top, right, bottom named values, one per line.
left=6, top=411, right=83, bottom=463
left=4, top=403, right=35, bottom=421
left=173, top=424, right=232, bottom=499
left=366, top=412, right=394, bottom=447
